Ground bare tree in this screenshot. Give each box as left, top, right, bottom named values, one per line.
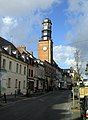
left=74, top=49, right=82, bottom=83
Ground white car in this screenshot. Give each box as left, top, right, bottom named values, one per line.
left=83, top=81, right=88, bottom=86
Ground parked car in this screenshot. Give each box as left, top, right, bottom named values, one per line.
left=80, top=96, right=88, bottom=120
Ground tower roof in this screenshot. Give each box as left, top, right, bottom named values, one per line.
left=42, top=18, right=52, bottom=24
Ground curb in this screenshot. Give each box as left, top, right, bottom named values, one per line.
left=0, top=91, right=53, bottom=109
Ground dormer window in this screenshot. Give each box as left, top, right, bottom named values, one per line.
left=3, top=46, right=8, bottom=51
left=22, top=54, right=26, bottom=61
left=29, top=54, right=33, bottom=58
left=26, top=56, right=29, bottom=60
left=12, top=50, right=18, bottom=58
left=37, top=59, right=40, bottom=63
left=3, top=45, right=11, bottom=55
left=12, top=50, right=16, bottom=54
left=22, top=55, right=25, bottom=59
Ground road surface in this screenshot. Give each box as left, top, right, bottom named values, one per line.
left=0, top=90, right=72, bottom=120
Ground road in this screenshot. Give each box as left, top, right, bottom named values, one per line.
left=0, top=90, right=72, bottom=120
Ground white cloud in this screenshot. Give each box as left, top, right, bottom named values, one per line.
left=0, top=0, right=60, bottom=16
left=0, top=0, right=61, bottom=49
left=53, top=45, right=76, bottom=68
left=66, top=0, right=88, bottom=63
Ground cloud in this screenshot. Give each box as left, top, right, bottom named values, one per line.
left=0, top=0, right=60, bottom=16
left=53, top=45, right=76, bottom=68
left=0, top=0, right=61, bottom=52
left=66, top=0, right=88, bottom=63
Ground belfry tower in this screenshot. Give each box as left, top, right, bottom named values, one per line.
left=38, top=18, right=53, bottom=64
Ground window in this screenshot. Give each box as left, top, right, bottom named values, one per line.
left=2, top=59, right=6, bottom=69
left=31, top=70, right=33, bottom=77
left=43, top=31, right=48, bottom=36
left=15, top=79, right=18, bottom=88
left=18, top=81, right=21, bottom=89
left=9, top=61, right=12, bottom=70
left=16, top=63, right=18, bottom=73
left=19, top=65, right=22, bottom=74
left=8, top=78, right=11, bottom=88
left=43, top=36, right=47, bottom=40
left=23, top=81, right=25, bottom=89
left=29, top=69, right=30, bottom=77
left=43, top=25, right=48, bottom=30
left=24, top=66, right=26, bottom=75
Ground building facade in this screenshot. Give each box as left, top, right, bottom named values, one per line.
left=0, top=37, right=27, bottom=95
left=34, top=59, right=45, bottom=92
left=17, top=46, right=35, bottom=93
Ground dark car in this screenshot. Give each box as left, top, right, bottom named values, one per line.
left=80, top=96, right=88, bottom=120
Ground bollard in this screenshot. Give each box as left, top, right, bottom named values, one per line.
left=4, top=93, right=7, bottom=103
left=15, top=90, right=16, bottom=98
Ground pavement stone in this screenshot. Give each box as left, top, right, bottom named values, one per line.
left=71, top=99, right=81, bottom=120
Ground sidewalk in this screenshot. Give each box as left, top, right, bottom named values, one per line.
left=0, top=91, right=49, bottom=107
left=71, top=98, right=80, bottom=120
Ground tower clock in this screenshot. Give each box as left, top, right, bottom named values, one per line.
left=38, top=18, right=53, bottom=64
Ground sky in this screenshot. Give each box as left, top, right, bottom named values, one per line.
left=0, top=0, right=88, bottom=75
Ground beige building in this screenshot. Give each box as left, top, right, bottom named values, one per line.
left=17, top=46, right=35, bottom=93
left=34, top=59, right=45, bottom=92
left=0, top=37, right=27, bottom=95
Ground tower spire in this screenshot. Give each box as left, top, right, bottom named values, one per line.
left=42, top=18, right=52, bottom=40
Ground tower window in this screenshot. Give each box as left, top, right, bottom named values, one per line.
left=44, top=23, right=48, bottom=26
left=43, top=31, right=47, bottom=36
left=43, top=25, right=48, bottom=30
left=43, top=37, right=47, bottom=40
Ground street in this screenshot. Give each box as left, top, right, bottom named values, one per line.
left=0, top=90, right=72, bottom=120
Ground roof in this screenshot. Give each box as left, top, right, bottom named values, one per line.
left=0, top=37, right=27, bottom=63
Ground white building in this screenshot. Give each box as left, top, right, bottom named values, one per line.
left=0, top=37, right=27, bottom=95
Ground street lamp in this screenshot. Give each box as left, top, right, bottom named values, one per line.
left=0, top=68, right=7, bottom=97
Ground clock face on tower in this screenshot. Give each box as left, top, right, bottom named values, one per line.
left=42, top=46, right=48, bottom=51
